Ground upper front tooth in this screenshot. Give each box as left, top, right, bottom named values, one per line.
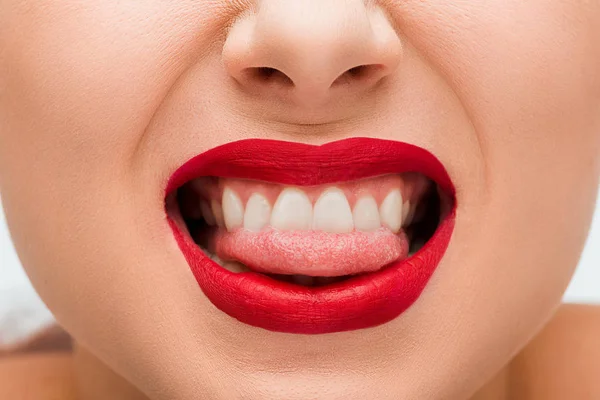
left=244, top=193, right=271, bottom=232
left=270, top=188, right=313, bottom=231
left=222, top=187, right=244, bottom=231
left=312, top=187, right=354, bottom=233
left=379, top=189, right=403, bottom=233
left=353, top=195, right=381, bottom=232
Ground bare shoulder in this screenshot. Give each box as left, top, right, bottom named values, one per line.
left=0, top=352, right=76, bottom=399
left=510, top=303, right=600, bottom=399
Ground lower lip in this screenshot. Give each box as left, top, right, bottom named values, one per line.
left=166, top=138, right=456, bottom=334
left=170, top=210, right=454, bottom=334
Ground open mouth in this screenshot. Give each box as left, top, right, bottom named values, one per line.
left=170, top=173, right=441, bottom=285
left=165, top=138, right=456, bottom=334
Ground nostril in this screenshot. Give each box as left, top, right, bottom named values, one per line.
left=255, top=67, right=277, bottom=80
left=331, top=64, right=385, bottom=87
left=347, top=65, right=368, bottom=77
left=244, top=67, right=295, bottom=87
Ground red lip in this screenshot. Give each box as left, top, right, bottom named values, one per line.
left=166, top=137, right=456, bottom=334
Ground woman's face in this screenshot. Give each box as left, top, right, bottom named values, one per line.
left=1, top=0, right=599, bottom=398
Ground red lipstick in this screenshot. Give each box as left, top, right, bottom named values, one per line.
left=166, top=137, right=456, bottom=334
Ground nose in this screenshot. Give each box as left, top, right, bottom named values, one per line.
left=223, top=0, right=402, bottom=108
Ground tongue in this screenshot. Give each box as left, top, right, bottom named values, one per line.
left=202, top=227, right=409, bottom=277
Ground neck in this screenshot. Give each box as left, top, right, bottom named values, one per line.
left=73, top=342, right=149, bottom=400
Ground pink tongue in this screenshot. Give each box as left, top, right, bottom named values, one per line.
left=206, top=228, right=409, bottom=277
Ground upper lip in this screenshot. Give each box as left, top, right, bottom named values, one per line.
left=166, top=137, right=456, bottom=334
left=165, top=137, right=454, bottom=197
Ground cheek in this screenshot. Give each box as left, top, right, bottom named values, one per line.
left=392, top=0, right=600, bottom=149
left=381, top=0, right=600, bottom=391
left=388, top=0, right=600, bottom=244
left=394, top=0, right=600, bottom=260
left=0, top=2, right=226, bottom=306
left=0, top=1, right=224, bottom=343
left=0, top=1, right=223, bottom=194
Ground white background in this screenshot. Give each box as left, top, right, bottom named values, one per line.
left=1, top=190, right=599, bottom=343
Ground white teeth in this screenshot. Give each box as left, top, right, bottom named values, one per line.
left=312, top=187, right=354, bottom=233
left=270, top=188, right=313, bottom=231
left=199, top=183, right=412, bottom=233
left=200, top=200, right=216, bottom=226
left=243, top=193, right=271, bottom=232
left=379, top=189, right=403, bottom=233
left=353, top=195, right=381, bottom=232
left=222, top=187, right=244, bottom=231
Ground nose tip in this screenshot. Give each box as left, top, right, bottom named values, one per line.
left=223, top=1, right=402, bottom=107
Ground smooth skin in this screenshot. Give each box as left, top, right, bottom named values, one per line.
left=2, top=304, right=600, bottom=399
left=0, top=0, right=599, bottom=399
